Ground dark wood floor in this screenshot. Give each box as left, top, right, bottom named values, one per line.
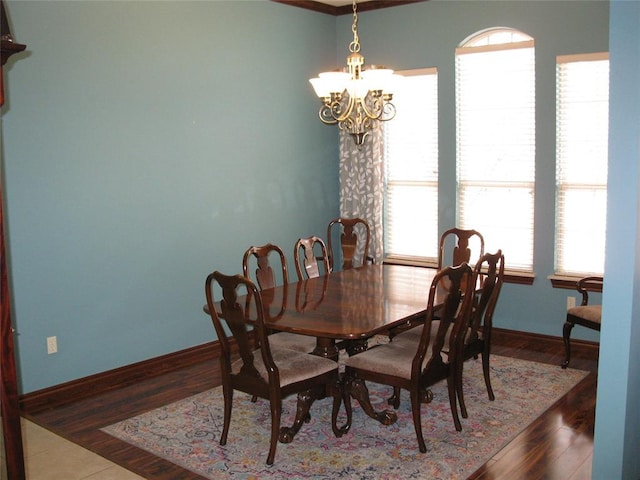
left=24, top=332, right=597, bottom=480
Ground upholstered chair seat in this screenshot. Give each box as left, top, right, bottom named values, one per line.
left=267, top=332, right=318, bottom=354
left=567, top=305, right=602, bottom=324
left=231, top=347, right=336, bottom=387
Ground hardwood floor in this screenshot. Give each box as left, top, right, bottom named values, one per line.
left=23, top=330, right=598, bottom=480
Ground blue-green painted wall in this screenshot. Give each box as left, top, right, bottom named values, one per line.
left=593, top=2, right=640, bottom=478
left=2, top=0, right=609, bottom=390
left=2, top=0, right=339, bottom=393
left=339, top=1, right=609, bottom=339
left=3, top=0, right=639, bottom=476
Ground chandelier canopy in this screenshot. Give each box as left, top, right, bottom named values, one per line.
left=309, top=0, right=401, bottom=146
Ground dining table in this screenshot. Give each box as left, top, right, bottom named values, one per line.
left=258, top=264, right=439, bottom=360
left=205, top=263, right=442, bottom=439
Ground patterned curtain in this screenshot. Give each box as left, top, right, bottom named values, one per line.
left=338, top=128, right=384, bottom=265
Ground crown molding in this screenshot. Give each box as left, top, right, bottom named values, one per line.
left=272, top=0, right=428, bottom=16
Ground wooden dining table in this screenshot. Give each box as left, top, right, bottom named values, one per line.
left=258, top=263, right=439, bottom=361
left=205, top=264, right=443, bottom=438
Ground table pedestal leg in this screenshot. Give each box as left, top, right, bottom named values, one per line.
left=345, top=338, right=368, bottom=356
left=313, top=337, right=339, bottom=361
left=279, top=389, right=316, bottom=443
left=345, top=377, right=397, bottom=426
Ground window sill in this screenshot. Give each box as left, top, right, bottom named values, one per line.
left=548, top=274, right=603, bottom=292
left=383, top=258, right=535, bottom=285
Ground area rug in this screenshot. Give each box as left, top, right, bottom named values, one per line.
left=102, top=355, right=588, bottom=479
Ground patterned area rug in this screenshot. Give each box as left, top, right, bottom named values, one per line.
left=102, top=355, right=587, bottom=479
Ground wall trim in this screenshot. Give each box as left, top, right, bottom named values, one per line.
left=20, top=341, right=222, bottom=414
left=20, top=328, right=598, bottom=414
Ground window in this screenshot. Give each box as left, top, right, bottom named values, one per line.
left=555, top=53, right=609, bottom=276
left=455, top=29, right=535, bottom=272
left=384, top=68, right=439, bottom=263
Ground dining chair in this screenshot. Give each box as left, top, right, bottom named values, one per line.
left=294, top=236, right=331, bottom=281
left=561, top=275, right=603, bottom=369
left=204, top=271, right=344, bottom=465
left=387, top=227, right=484, bottom=340
left=438, top=227, right=485, bottom=270
left=453, top=250, right=504, bottom=419
left=389, top=251, right=504, bottom=417
left=243, top=244, right=317, bottom=354
left=326, top=217, right=373, bottom=271
left=343, top=263, right=476, bottom=452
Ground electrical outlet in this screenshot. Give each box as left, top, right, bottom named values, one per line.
left=566, top=296, right=576, bottom=310
left=47, top=336, right=58, bottom=354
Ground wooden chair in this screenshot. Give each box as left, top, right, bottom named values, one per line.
left=343, top=263, right=476, bottom=452
left=561, top=275, right=603, bottom=369
left=294, top=236, right=330, bottom=281
left=204, top=271, right=344, bottom=465
left=438, top=227, right=485, bottom=269
left=387, top=227, right=484, bottom=340
left=243, top=244, right=316, bottom=354
left=326, top=217, right=373, bottom=271
left=453, top=250, right=504, bottom=419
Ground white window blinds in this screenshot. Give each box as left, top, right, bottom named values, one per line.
left=455, top=39, right=536, bottom=271
left=384, top=68, right=439, bottom=262
left=555, top=53, right=609, bottom=276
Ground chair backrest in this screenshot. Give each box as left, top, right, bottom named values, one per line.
left=413, top=263, right=476, bottom=377
left=204, top=271, right=276, bottom=386
left=242, top=243, right=289, bottom=290
left=294, top=236, right=330, bottom=281
left=326, top=217, right=371, bottom=271
left=466, top=250, right=505, bottom=345
left=438, top=228, right=485, bottom=270
left=575, top=276, right=604, bottom=306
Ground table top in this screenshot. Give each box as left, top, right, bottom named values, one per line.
left=258, top=264, right=438, bottom=340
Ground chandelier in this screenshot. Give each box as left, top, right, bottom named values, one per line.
left=309, top=0, right=400, bottom=146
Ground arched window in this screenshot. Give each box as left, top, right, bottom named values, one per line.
left=455, top=28, right=535, bottom=272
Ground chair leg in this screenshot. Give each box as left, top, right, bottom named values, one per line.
left=482, top=349, right=495, bottom=401
left=455, top=358, right=468, bottom=419
left=387, top=386, right=401, bottom=409
left=410, top=388, right=427, bottom=453
left=447, top=374, right=462, bottom=432
left=562, top=321, right=575, bottom=369
left=220, top=385, right=232, bottom=446
left=266, top=398, right=281, bottom=465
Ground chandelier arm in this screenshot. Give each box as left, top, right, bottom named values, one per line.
left=318, top=104, right=338, bottom=125
left=331, top=93, right=357, bottom=123
left=358, top=96, right=385, bottom=120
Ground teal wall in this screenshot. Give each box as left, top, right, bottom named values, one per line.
left=0, top=1, right=610, bottom=384
left=340, top=1, right=608, bottom=338
left=3, top=0, right=639, bottom=476
left=2, top=0, right=339, bottom=393
left=593, top=2, right=640, bottom=478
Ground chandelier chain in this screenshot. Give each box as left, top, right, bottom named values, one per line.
left=349, top=0, right=360, bottom=53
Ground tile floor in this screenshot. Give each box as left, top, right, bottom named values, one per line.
left=1, top=419, right=144, bottom=480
